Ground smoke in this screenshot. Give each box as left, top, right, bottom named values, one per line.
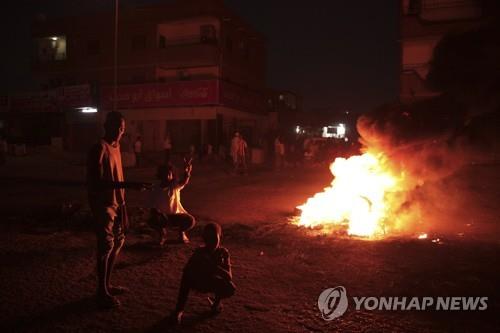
left=355, top=20, right=500, bottom=236
left=358, top=96, right=471, bottom=182
left=357, top=99, right=488, bottom=235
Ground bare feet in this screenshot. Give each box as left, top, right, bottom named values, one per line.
left=170, top=310, right=183, bottom=325
left=179, top=232, right=190, bottom=244
left=207, top=297, right=223, bottom=315
left=96, top=294, right=120, bottom=309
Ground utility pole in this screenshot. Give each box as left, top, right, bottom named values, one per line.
left=113, top=0, right=119, bottom=112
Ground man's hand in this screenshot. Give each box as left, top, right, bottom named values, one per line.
left=184, top=157, right=193, bottom=174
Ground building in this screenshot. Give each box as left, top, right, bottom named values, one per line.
left=399, top=0, right=497, bottom=103
left=27, top=0, right=269, bottom=152
left=266, top=89, right=302, bottom=136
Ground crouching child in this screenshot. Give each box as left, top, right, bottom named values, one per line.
left=172, top=223, right=236, bottom=324
left=148, top=159, right=195, bottom=245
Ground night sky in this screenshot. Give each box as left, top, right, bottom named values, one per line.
left=1, top=0, right=400, bottom=114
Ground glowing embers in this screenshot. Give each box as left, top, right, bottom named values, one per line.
left=296, top=152, right=402, bottom=238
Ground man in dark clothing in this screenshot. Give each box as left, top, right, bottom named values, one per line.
left=172, top=223, right=236, bottom=325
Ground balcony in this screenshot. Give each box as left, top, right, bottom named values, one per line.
left=156, top=42, right=220, bottom=68
left=420, top=0, right=482, bottom=21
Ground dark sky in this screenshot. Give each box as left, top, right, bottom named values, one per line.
left=1, top=0, right=400, bottom=113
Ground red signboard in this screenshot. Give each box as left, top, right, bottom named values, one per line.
left=220, top=81, right=266, bottom=113
left=9, top=84, right=93, bottom=112
left=101, top=80, right=219, bottom=109
left=57, top=84, right=92, bottom=107
left=10, top=92, right=58, bottom=112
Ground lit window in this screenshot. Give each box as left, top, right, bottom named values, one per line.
left=337, top=123, right=346, bottom=136
left=36, top=36, right=67, bottom=62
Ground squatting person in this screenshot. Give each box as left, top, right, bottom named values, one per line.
left=149, top=158, right=196, bottom=245
left=172, top=222, right=236, bottom=325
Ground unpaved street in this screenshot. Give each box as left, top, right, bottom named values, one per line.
left=1, top=154, right=499, bottom=332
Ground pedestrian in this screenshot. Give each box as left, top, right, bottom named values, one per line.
left=163, top=133, right=172, bottom=163
left=230, top=131, right=241, bottom=172
left=171, top=223, right=236, bottom=325
left=274, top=135, right=285, bottom=170
left=148, top=158, right=195, bottom=246
left=238, top=134, right=248, bottom=174
left=87, top=111, right=150, bottom=308
left=134, top=136, right=142, bottom=167
left=206, top=143, right=214, bottom=162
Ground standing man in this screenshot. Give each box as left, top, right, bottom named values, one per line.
left=134, top=135, right=142, bottom=167
left=230, top=131, right=241, bottom=173
left=238, top=134, right=248, bottom=174
left=274, top=135, right=285, bottom=170
left=87, top=112, right=148, bottom=308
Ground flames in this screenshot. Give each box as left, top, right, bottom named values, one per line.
left=296, top=151, right=419, bottom=238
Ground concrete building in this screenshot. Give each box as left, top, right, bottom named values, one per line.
left=266, top=90, right=302, bottom=136
left=29, top=0, right=269, bottom=152
left=399, top=0, right=496, bottom=103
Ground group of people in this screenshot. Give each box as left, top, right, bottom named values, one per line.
left=132, top=133, right=172, bottom=168
left=87, top=112, right=235, bottom=325
left=271, top=135, right=360, bottom=169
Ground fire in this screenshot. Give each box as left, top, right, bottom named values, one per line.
left=296, top=151, right=410, bottom=238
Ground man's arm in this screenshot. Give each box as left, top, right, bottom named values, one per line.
left=215, top=248, right=232, bottom=280
left=176, top=158, right=193, bottom=190
left=87, top=144, right=151, bottom=190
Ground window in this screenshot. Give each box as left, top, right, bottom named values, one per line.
left=131, top=75, right=145, bottom=83
left=177, top=70, right=191, bottom=81
left=65, top=77, right=76, bottom=86
left=131, top=35, right=146, bottom=50
left=407, top=0, right=421, bottom=15
left=200, top=24, right=216, bottom=43
left=225, top=37, right=233, bottom=52
left=49, top=77, right=63, bottom=88
left=35, top=36, right=67, bottom=62
left=158, top=35, right=166, bottom=49
left=238, top=40, right=250, bottom=60
left=87, top=40, right=101, bottom=55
